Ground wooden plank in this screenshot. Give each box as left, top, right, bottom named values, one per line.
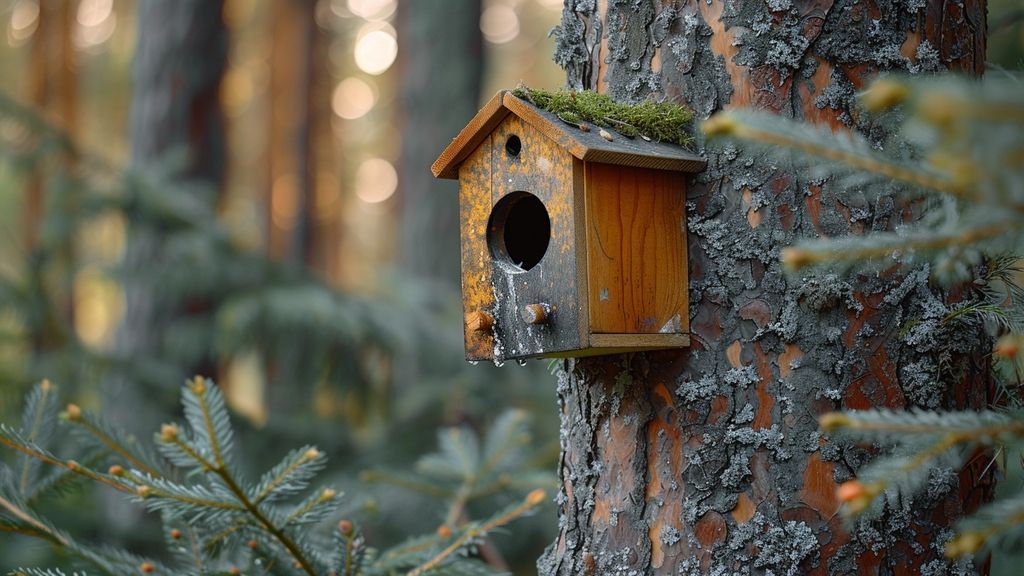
left=459, top=139, right=496, bottom=361
left=586, top=163, right=689, bottom=334
left=432, top=91, right=510, bottom=179
left=589, top=333, right=690, bottom=349
left=573, top=158, right=589, bottom=347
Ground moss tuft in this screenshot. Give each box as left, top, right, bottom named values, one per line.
left=512, top=87, right=695, bottom=147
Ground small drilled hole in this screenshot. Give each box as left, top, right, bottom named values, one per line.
left=505, top=135, right=522, bottom=158
left=487, top=192, right=551, bottom=272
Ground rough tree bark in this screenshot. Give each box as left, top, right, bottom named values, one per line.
left=538, top=1, right=990, bottom=574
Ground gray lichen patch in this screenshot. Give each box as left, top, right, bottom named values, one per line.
left=539, top=0, right=990, bottom=573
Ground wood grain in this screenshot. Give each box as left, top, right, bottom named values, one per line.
left=585, top=163, right=689, bottom=335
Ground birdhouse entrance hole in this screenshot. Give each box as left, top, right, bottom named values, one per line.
left=505, top=135, right=522, bottom=158
left=487, top=191, right=550, bottom=272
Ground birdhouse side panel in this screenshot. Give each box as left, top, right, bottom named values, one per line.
left=487, top=116, right=586, bottom=359
left=585, top=162, right=689, bottom=335
left=458, top=139, right=496, bottom=361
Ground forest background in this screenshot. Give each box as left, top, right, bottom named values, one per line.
left=0, top=0, right=1020, bottom=574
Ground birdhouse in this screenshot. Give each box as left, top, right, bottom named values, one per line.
left=431, top=90, right=705, bottom=362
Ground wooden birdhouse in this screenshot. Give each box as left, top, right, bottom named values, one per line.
left=431, top=90, right=705, bottom=362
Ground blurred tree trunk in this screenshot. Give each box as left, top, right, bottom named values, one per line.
left=114, top=0, right=227, bottom=426
left=267, top=0, right=310, bottom=265
left=23, top=1, right=77, bottom=358
left=539, top=1, right=989, bottom=575
left=397, top=0, right=483, bottom=286
left=392, top=0, right=483, bottom=413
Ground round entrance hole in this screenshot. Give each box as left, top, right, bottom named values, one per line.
left=487, top=192, right=551, bottom=272
left=505, top=135, right=522, bottom=158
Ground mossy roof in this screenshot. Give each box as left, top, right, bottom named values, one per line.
left=431, top=90, right=706, bottom=180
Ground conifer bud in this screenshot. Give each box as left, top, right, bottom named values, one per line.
left=190, top=375, right=206, bottom=395
left=436, top=524, right=452, bottom=539
left=321, top=488, right=337, bottom=501
left=526, top=488, right=546, bottom=506
left=303, top=447, right=321, bottom=461
left=64, top=403, right=82, bottom=421
left=140, top=562, right=154, bottom=573
left=66, top=460, right=80, bottom=472
left=917, top=92, right=957, bottom=129
left=860, top=79, right=908, bottom=112
left=229, top=567, right=240, bottom=575
left=40, top=378, right=51, bottom=392
left=338, top=520, right=353, bottom=535
left=137, top=485, right=152, bottom=498
left=994, top=335, right=1019, bottom=359
left=700, top=114, right=739, bottom=137
left=170, top=528, right=182, bottom=539
left=160, top=423, right=179, bottom=442
left=836, top=480, right=881, bottom=514
left=108, top=464, right=125, bottom=476
left=247, top=539, right=258, bottom=549
left=818, top=412, right=852, bottom=432
left=945, top=531, right=986, bottom=557
left=780, top=247, right=818, bottom=270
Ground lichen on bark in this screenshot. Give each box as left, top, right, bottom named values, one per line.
left=539, top=0, right=991, bottom=574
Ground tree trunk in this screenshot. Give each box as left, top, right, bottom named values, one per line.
left=539, top=1, right=989, bottom=574
left=267, top=0, right=316, bottom=266
left=114, top=0, right=227, bottom=426
left=397, top=0, right=484, bottom=286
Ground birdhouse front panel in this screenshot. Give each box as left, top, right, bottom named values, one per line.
left=470, top=115, right=586, bottom=361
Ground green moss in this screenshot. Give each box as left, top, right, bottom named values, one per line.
left=512, top=87, right=695, bottom=147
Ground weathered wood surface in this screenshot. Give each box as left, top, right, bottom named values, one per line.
left=539, top=0, right=991, bottom=574
left=458, top=137, right=496, bottom=361
left=486, top=115, right=586, bottom=360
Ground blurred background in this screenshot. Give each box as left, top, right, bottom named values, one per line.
left=0, top=0, right=567, bottom=570
left=0, top=0, right=1021, bottom=572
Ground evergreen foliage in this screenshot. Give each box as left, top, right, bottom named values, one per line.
left=0, top=87, right=557, bottom=570
left=704, top=73, right=1024, bottom=558
left=0, top=378, right=547, bottom=575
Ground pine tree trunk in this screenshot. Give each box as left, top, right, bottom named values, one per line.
left=267, top=0, right=316, bottom=265
left=397, top=0, right=484, bottom=287
left=114, top=0, right=227, bottom=426
left=538, top=1, right=989, bottom=574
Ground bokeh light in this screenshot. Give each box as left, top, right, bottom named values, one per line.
left=480, top=4, right=519, bottom=44
left=347, top=0, right=396, bottom=21
left=354, top=158, right=397, bottom=203
left=8, top=0, right=39, bottom=46
left=332, top=77, right=376, bottom=119
left=74, top=0, right=117, bottom=49
left=353, top=23, right=397, bottom=75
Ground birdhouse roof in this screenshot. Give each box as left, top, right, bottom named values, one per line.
left=431, top=90, right=706, bottom=180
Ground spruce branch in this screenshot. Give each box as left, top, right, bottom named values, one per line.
left=0, top=494, right=67, bottom=547
left=407, top=489, right=545, bottom=576
left=161, top=377, right=320, bottom=576
left=18, top=380, right=58, bottom=496
left=702, top=111, right=974, bottom=201
left=0, top=425, right=134, bottom=495
left=63, top=404, right=163, bottom=478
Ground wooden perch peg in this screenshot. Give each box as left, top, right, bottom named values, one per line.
left=521, top=303, right=551, bottom=325
left=465, top=310, right=494, bottom=333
